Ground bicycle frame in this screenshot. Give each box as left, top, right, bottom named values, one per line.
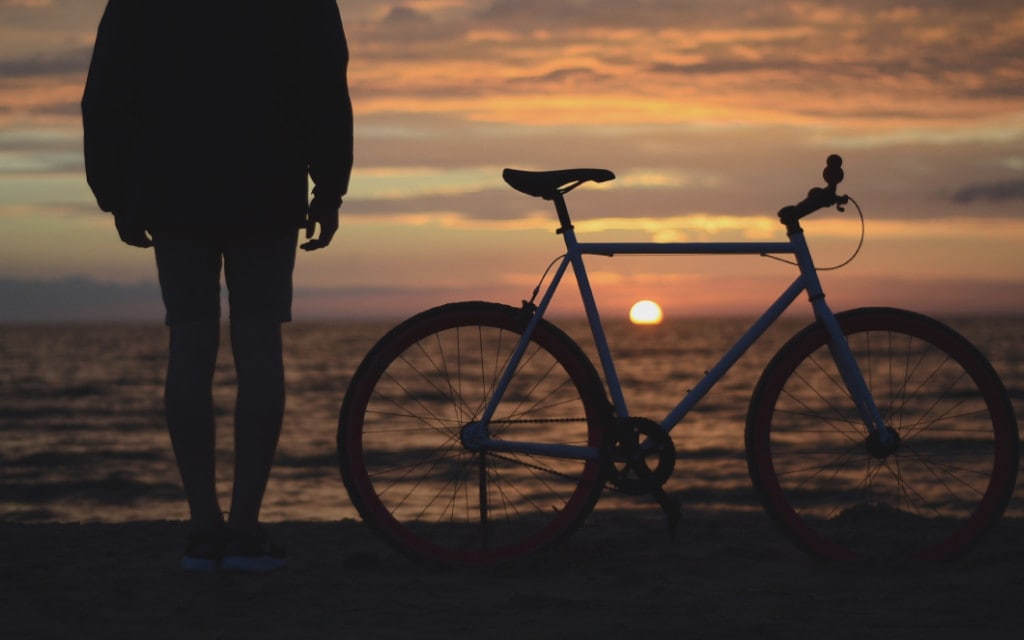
left=470, top=192, right=890, bottom=461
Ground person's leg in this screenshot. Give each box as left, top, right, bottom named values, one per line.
left=226, top=317, right=285, bottom=533
left=153, top=229, right=225, bottom=534
left=165, top=319, right=223, bottom=532
left=222, top=228, right=298, bottom=536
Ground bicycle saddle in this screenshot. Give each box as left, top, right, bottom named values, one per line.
left=502, top=168, right=615, bottom=199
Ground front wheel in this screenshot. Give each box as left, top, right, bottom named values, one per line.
left=338, top=302, right=610, bottom=565
left=746, top=308, right=1018, bottom=561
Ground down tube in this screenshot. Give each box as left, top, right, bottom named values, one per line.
left=661, top=276, right=807, bottom=430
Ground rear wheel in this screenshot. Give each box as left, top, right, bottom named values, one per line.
left=746, top=308, right=1019, bottom=560
left=338, top=302, right=610, bottom=565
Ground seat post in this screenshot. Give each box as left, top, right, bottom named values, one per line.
left=551, top=192, right=574, bottom=234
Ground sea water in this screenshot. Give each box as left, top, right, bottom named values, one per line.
left=1, top=316, right=1021, bottom=523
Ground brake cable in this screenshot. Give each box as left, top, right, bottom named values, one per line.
left=762, top=195, right=864, bottom=271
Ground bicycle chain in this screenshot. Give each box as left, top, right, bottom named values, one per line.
left=486, top=416, right=654, bottom=494
left=485, top=416, right=683, bottom=536
left=487, top=416, right=616, bottom=491
left=492, top=417, right=589, bottom=424
left=484, top=448, right=618, bottom=492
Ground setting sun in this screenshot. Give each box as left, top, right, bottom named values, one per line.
left=629, top=300, right=664, bottom=325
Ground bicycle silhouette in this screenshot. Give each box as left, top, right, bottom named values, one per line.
left=338, top=156, right=1019, bottom=565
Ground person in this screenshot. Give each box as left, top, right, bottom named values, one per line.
left=81, top=1, right=353, bottom=572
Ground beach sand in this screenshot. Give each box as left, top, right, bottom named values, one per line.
left=4, top=508, right=1023, bottom=639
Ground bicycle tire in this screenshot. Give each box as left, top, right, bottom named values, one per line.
left=338, top=301, right=611, bottom=565
left=746, top=307, right=1018, bottom=561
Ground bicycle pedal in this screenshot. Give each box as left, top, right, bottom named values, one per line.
left=652, top=485, right=682, bottom=539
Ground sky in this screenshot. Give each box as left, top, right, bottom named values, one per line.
left=0, top=0, right=1022, bottom=322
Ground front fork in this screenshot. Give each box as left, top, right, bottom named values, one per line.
left=816, top=303, right=898, bottom=455
left=791, top=223, right=897, bottom=455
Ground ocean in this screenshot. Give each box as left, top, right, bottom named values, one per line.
left=2, top=315, right=1022, bottom=524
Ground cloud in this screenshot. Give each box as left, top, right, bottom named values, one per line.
left=342, top=0, right=1024, bottom=129
left=4, top=1, right=56, bottom=8
left=0, top=46, right=91, bottom=77
left=3, top=0, right=1021, bottom=130
left=0, top=276, right=472, bottom=322
left=0, top=277, right=162, bottom=322
left=951, top=179, right=1024, bottom=204
left=1, top=0, right=1022, bottom=321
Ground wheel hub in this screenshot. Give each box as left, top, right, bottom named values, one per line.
left=865, top=426, right=901, bottom=459
left=460, top=421, right=487, bottom=452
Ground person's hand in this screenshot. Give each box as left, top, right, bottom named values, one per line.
left=301, top=205, right=339, bottom=251
left=114, top=213, right=153, bottom=248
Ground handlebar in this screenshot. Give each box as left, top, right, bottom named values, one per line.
left=778, top=154, right=850, bottom=227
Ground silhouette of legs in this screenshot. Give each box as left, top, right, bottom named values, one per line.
left=156, top=228, right=295, bottom=562
left=227, top=317, right=285, bottom=534
left=165, top=317, right=286, bottom=535
left=165, top=318, right=223, bottom=532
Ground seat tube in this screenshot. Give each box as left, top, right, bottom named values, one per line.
left=553, top=194, right=629, bottom=417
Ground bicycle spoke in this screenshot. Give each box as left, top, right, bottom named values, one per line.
left=746, top=309, right=1017, bottom=560
left=338, top=302, right=608, bottom=565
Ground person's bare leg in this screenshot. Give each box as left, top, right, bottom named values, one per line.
left=165, top=319, right=223, bottom=532
left=227, top=317, right=285, bottom=533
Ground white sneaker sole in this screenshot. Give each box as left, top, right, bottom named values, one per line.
left=181, top=556, right=220, bottom=572
left=221, top=555, right=287, bottom=573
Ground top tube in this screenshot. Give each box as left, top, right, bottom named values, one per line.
left=576, top=241, right=795, bottom=256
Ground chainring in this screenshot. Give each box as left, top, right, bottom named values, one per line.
left=604, top=416, right=676, bottom=495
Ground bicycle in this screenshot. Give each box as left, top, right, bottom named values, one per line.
left=337, top=155, right=1019, bottom=566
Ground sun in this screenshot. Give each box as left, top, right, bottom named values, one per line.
left=629, top=300, right=664, bottom=325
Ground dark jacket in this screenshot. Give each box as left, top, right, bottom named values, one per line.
left=82, top=0, right=353, bottom=231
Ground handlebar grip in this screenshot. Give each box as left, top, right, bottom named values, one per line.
left=823, top=154, right=843, bottom=188
left=778, top=154, right=847, bottom=226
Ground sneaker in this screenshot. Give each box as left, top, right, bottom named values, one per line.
left=181, top=529, right=224, bottom=573
left=221, top=527, right=287, bottom=573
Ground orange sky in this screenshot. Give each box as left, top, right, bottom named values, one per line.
left=0, top=0, right=1022, bottom=321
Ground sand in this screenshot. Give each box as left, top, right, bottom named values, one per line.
left=3, top=507, right=1023, bottom=639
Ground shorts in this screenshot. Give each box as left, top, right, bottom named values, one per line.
left=152, top=227, right=299, bottom=326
